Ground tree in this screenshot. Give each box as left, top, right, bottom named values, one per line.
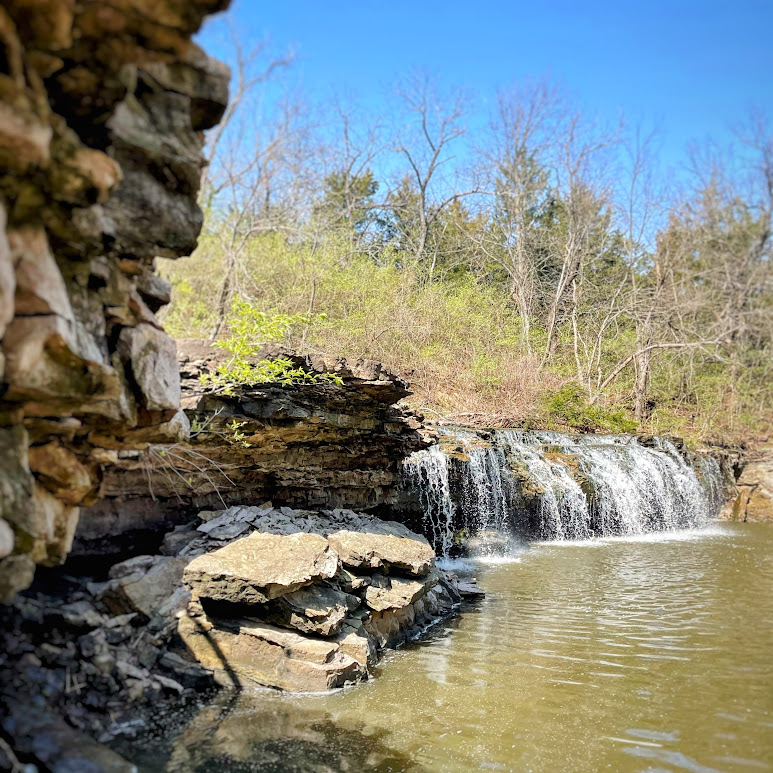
left=390, top=73, right=475, bottom=274
left=478, top=79, right=563, bottom=350
left=540, top=112, right=620, bottom=366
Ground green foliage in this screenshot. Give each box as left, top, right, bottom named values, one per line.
left=226, top=419, right=252, bottom=448
left=543, top=383, right=638, bottom=434
left=317, top=169, right=379, bottom=236
left=198, top=296, right=344, bottom=392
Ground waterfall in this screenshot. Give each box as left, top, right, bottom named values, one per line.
left=401, top=429, right=724, bottom=552
left=401, top=444, right=456, bottom=556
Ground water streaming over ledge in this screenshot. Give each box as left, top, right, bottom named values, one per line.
left=401, top=429, right=724, bottom=551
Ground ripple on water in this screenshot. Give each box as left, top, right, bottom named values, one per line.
left=116, top=522, right=773, bottom=773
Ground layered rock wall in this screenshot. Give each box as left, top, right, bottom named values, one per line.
left=0, top=1, right=230, bottom=600
left=724, top=441, right=773, bottom=522
left=75, top=342, right=432, bottom=557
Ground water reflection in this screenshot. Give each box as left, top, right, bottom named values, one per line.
left=115, top=690, right=426, bottom=772
left=120, top=523, right=773, bottom=773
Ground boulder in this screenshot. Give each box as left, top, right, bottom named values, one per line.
left=117, top=323, right=181, bottom=414
left=178, top=606, right=365, bottom=692
left=183, top=532, right=338, bottom=605
left=364, top=572, right=437, bottom=612
left=259, top=584, right=359, bottom=637
left=457, top=579, right=486, bottom=599
left=327, top=520, right=434, bottom=577
left=101, top=555, right=189, bottom=620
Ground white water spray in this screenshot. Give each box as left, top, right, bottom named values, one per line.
left=402, top=429, right=724, bottom=553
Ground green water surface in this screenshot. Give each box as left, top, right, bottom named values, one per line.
left=120, top=522, right=773, bottom=773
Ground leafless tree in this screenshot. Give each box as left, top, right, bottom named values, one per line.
left=540, top=112, right=620, bottom=367
left=476, top=79, right=564, bottom=351
left=391, top=73, right=476, bottom=274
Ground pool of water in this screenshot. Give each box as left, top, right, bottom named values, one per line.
left=118, top=522, right=773, bottom=772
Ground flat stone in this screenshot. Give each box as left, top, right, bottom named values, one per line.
left=183, top=531, right=339, bottom=605
left=178, top=608, right=365, bottom=691
left=327, top=520, right=435, bottom=577
left=457, top=579, right=486, bottom=599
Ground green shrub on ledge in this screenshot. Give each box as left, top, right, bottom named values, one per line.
left=200, top=297, right=343, bottom=393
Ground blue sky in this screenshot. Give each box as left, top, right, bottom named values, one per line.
left=199, top=0, right=772, bottom=175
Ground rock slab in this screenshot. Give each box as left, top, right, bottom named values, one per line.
left=183, top=531, right=339, bottom=605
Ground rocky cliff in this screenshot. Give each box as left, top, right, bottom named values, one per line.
left=724, top=441, right=773, bottom=522
left=74, top=341, right=432, bottom=558
left=0, top=1, right=231, bottom=601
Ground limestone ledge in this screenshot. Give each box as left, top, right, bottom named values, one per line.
left=74, top=343, right=433, bottom=557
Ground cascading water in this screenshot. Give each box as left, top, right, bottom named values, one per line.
left=400, top=443, right=456, bottom=556
left=401, top=428, right=725, bottom=553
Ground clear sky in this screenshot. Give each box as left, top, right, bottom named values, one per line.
left=199, top=0, right=772, bottom=174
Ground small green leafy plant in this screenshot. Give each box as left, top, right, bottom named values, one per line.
left=200, top=296, right=343, bottom=393
left=543, top=383, right=637, bottom=434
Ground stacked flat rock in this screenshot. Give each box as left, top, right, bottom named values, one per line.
left=177, top=505, right=465, bottom=692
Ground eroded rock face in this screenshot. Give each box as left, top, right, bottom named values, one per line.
left=0, top=1, right=230, bottom=599
left=74, top=343, right=434, bottom=558
left=727, top=442, right=773, bottom=522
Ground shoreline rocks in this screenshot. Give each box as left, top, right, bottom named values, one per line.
left=0, top=504, right=483, bottom=767
left=177, top=506, right=468, bottom=692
